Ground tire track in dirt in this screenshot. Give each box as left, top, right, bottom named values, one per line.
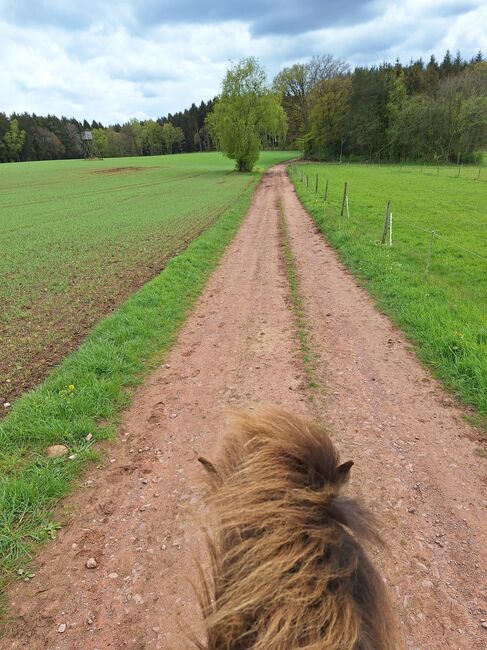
left=278, top=166, right=487, bottom=649
left=3, top=166, right=486, bottom=649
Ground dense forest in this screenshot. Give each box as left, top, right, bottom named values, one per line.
left=1, top=50, right=486, bottom=164
left=283, top=50, right=487, bottom=163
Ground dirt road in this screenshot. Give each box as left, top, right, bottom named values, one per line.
left=4, top=165, right=486, bottom=649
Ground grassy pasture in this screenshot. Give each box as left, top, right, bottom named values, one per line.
left=0, top=151, right=291, bottom=406
left=290, top=162, right=487, bottom=425
left=0, top=150, right=296, bottom=591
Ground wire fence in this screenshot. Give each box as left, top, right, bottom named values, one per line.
left=287, top=162, right=487, bottom=421
left=288, top=163, right=487, bottom=274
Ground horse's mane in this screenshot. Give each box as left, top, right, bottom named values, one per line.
left=196, top=407, right=400, bottom=649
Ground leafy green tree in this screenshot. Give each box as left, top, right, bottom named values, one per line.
left=129, top=119, right=144, bottom=155
left=207, top=57, right=287, bottom=171
left=105, top=129, right=122, bottom=157
left=198, top=123, right=212, bottom=151
left=161, top=122, right=175, bottom=153
left=4, top=118, right=26, bottom=161
left=387, top=95, right=435, bottom=160
left=92, top=128, right=108, bottom=157
left=457, top=96, right=487, bottom=158
left=274, top=55, right=349, bottom=139
left=141, top=120, right=164, bottom=155
left=308, top=77, right=351, bottom=158
left=161, top=122, right=185, bottom=153
left=173, top=126, right=184, bottom=152
left=386, top=72, right=408, bottom=158
left=273, top=63, right=309, bottom=137
left=119, top=123, right=137, bottom=156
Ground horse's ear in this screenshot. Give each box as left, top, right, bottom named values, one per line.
left=198, top=456, right=217, bottom=475
left=336, top=460, right=354, bottom=483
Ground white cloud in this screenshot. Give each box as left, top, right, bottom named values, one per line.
left=303, top=0, right=486, bottom=66
left=1, top=20, right=261, bottom=122
left=0, top=1, right=485, bottom=123
left=436, top=4, right=487, bottom=57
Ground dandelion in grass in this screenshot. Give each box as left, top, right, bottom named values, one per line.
left=60, top=384, right=75, bottom=399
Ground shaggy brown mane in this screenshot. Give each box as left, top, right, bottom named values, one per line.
left=196, top=407, right=400, bottom=650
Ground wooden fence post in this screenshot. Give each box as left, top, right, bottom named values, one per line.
left=306, top=175, right=309, bottom=188
left=324, top=179, right=329, bottom=201
left=315, top=173, right=318, bottom=193
left=381, top=201, right=390, bottom=244
left=340, top=182, right=348, bottom=216
left=425, top=230, right=435, bottom=273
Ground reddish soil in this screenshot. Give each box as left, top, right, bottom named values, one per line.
left=0, top=218, right=219, bottom=409
left=92, top=167, right=159, bottom=174
left=0, top=258, right=167, bottom=409
left=3, top=166, right=487, bottom=649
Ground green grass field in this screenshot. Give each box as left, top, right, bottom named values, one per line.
left=0, top=150, right=296, bottom=593
left=290, top=162, right=487, bottom=426
left=0, top=151, right=293, bottom=407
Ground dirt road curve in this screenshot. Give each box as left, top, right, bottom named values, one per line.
left=4, top=165, right=486, bottom=649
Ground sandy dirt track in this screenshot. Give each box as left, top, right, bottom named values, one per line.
left=3, top=165, right=486, bottom=649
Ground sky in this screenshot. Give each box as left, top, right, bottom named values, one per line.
left=1, top=0, right=486, bottom=124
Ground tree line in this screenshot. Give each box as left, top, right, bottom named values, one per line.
left=0, top=99, right=216, bottom=163
left=1, top=49, right=486, bottom=164
left=275, top=50, right=487, bottom=163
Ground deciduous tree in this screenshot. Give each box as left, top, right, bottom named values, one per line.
left=207, top=57, right=287, bottom=172
left=274, top=55, right=349, bottom=137
left=3, top=118, right=26, bottom=161
left=308, top=77, right=351, bottom=158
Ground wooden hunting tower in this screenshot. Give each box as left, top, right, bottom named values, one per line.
left=81, top=130, right=103, bottom=159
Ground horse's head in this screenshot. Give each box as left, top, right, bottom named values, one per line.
left=195, top=407, right=400, bottom=650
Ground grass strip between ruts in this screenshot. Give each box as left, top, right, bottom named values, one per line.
left=0, top=172, right=259, bottom=592
left=277, top=200, right=319, bottom=397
